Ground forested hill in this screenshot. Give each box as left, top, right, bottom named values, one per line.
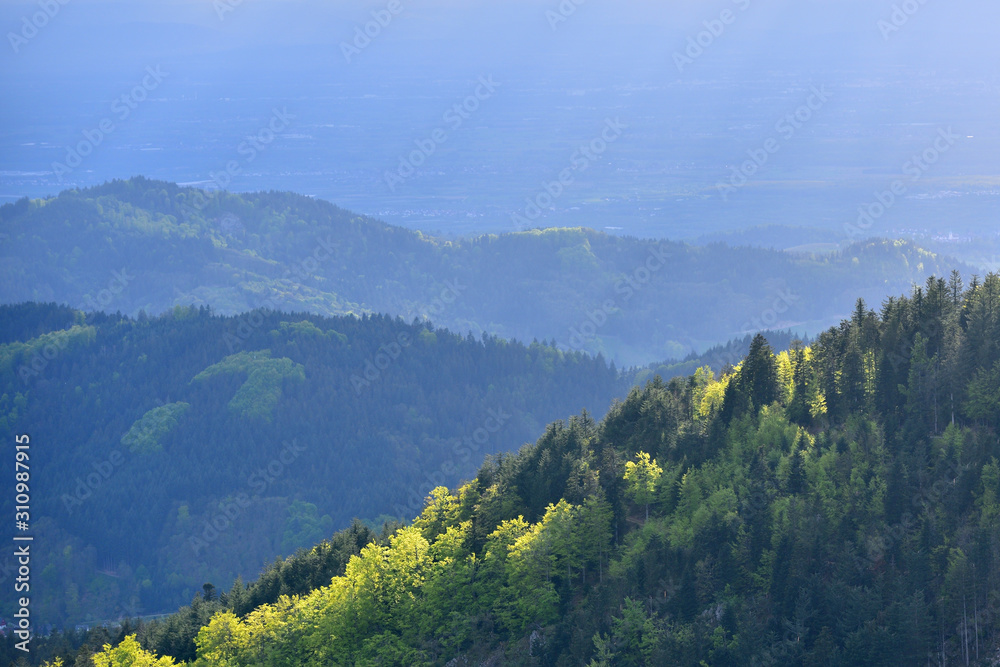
left=0, top=302, right=625, bottom=628
left=20, top=273, right=1000, bottom=666
left=0, top=177, right=976, bottom=367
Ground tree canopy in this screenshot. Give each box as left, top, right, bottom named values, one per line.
left=17, top=273, right=1000, bottom=666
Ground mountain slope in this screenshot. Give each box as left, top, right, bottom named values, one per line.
left=0, top=177, right=976, bottom=366
left=20, top=272, right=1000, bottom=667
left=0, top=303, right=625, bottom=627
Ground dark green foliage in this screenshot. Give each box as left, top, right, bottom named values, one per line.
left=0, top=303, right=625, bottom=629
left=12, top=274, right=1000, bottom=667
left=721, top=333, right=780, bottom=422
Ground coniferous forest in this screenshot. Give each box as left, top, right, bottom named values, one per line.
left=8, top=272, right=1000, bottom=665
left=5, top=0, right=999, bottom=664
left=0, top=302, right=625, bottom=629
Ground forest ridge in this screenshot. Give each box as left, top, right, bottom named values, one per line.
left=13, top=271, right=1000, bottom=666
left=0, top=177, right=977, bottom=367
left=0, top=304, right=626, bottom=629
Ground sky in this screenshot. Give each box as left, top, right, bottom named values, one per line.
left=2, top=0, right=998, bottom=241
left=4, top=0, right=999, bottom=78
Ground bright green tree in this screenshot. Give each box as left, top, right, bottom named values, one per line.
left=624, top=451, right=663, bottom=521
left=92, top=635, right=178, bottom=666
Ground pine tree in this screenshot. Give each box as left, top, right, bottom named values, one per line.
left=723, top=333, right=779, bottom=422
left=787, top=341, right=812, bottom=426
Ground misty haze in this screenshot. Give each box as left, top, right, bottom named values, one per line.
left=1, top=1, right=999, bottom=665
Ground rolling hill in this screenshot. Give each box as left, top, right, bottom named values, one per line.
left=0, top=303, right=625, bottom=627
left=0, top=177, right=977, bottom=367
left=14, top=273, right=1000, bottom=666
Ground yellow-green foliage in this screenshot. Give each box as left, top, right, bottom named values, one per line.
left=413, top=486, right=462, bottom=538
left=624, top=452, right=663, bottom=514
left=173, top=488, right=611, bottom=666
left=0, top=324, right=96, bottom=374
left=776, top=349, right=794, bottom=404
left=270, top=320, right=347, bottom=344
left=92, top=635, right=178, bottom=666
left=193, top=351, right=305, bottom=421
left=557, top=237, right=601, bottom=273
left=695, top=365, right=737, bottom=421
left=191, top=526, right=433, bottom=666
left=121, top=402, right=190, bottom=454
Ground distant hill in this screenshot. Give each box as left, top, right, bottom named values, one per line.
left=691, top=224, right=845, bottom=251
left=0, top=302, right=625, bottom=626
left=0, top=177, right=977, bottom=367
